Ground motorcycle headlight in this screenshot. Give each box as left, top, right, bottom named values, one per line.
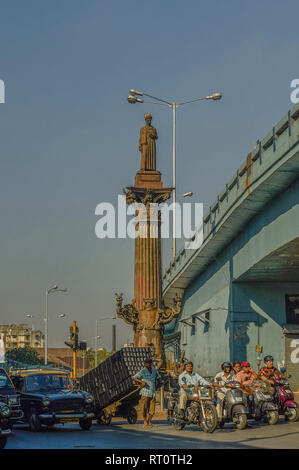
left=0, top=405, right=11, bottom=417
left=85, top=395, right=94, bottom=404
left=42, top=398, right=51, bottom=407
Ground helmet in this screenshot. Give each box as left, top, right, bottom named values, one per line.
left=221, top=362, right=232, bottom=370
left=241, top=361, right=250, bottom=367
left=264, top=355, right=273, bottom=363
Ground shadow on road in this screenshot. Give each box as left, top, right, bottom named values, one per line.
left=10, top=418, right=299, bottom=449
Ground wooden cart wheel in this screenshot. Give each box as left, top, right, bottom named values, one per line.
left=127, top=407, right=137, bottom=424
left=97, top=410, right=112, bottom=425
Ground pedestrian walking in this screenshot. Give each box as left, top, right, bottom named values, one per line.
left=132, top=357, right=160, bottom=427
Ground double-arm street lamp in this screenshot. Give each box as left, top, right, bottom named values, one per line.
left=44, top=285, right=67, bottom=365
left=127, top=89, right=222, bottom=257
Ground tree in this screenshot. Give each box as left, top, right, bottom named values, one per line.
left=5, top=346, right=43, bottom=365
left=86, top=347, right=112, bottom=369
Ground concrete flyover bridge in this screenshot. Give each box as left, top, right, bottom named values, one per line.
left=162, top=103, right=299, bottom=388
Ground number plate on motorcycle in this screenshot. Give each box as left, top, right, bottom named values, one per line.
left=235, top=397, right=243, bottom=402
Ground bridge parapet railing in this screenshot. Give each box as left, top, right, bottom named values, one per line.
left=163, top=102, right=299, bottom=287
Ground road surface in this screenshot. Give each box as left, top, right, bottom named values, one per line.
left=6, top=417, right=299, bottom=449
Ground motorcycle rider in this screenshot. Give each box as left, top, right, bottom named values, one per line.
left=178, top=361, right=210, bottom=418
left=236, top=362, right=258, bottom=387
left=258, top=355, right=283, bottom=391
left=213, top=362, right=237, bottom=421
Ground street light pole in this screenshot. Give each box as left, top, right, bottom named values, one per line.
left=95, top=320, right=99, bottom=368
left=127, top=89, right=222, bottom=258
left=172, top=103, right=176, bottom=258
left=45, top=289, right=48, bottom=366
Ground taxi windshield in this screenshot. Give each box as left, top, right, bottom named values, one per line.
left=26, top=373, right=69, bottom=392
left=0, top=369, right=14, bottom=389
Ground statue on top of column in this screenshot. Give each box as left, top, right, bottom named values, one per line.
left=139, top=113, right=158, bottom=171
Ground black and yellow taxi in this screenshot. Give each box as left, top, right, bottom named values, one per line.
left=11, top=368, right=94, bottom=431
left=0, top=368, right=23, bottom=448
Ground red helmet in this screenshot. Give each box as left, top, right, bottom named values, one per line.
left=241, top=361, right=250, bottom=367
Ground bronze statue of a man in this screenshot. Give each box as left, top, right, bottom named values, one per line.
left=139, top=113, right=158, bottom=171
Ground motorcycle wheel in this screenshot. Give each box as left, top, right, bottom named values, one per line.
left=285, top=407, right=299, bottom=422
left=265, top=410, right=279, bottom=425
left=201, top=403, right=218, bottom=433
left=0, top=436, right=7, bottom=449
left=174, top=423, right=186, bottom=430
left=234, top=413, right=247, bottom=430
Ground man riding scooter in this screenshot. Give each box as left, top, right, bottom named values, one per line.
left=213, top=362, right=237, bottom=422
left=258, top=355, right=282, bottom=393
left=259, top=355, right=299, bottom=421
left=236, top=362, right=258, bottom=388
left=178, top=361, right=210, bottom=418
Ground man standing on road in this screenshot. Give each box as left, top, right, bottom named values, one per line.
left=178, top=361, right=210, bottom=418
left=133, top=357, right=160, bottom=427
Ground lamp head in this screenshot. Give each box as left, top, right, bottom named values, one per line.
left=130, top=89, right=143, bottom=96
left=208, top=92, right=222, bottom=101
left=128, top=95, right=137, bottom=104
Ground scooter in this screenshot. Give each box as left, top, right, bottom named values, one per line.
left=272, top=374, right=299, bottom=422
left=217, top=382, right=248, bottom=430
left=166, top=385, right=218, bottom=433
left=243, top=380, right=279, bottom=425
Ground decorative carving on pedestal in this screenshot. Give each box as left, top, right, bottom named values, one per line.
left=116, top=293, right=182, bottom=368
left=116, top=115, right=182, bottom=368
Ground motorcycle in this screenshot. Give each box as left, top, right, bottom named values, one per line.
left=217, top=382, right=248, bottom=430
left=242, top=380, right=279, bottom=425
left=272, top=374, right=299, bottom=422
left=166, top=385, right=218, bottom=433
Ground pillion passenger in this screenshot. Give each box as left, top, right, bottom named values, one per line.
left=213, top=362, right=237, bottom=421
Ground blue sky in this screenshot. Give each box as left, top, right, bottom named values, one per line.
left=0, top=0, right=298, bottom=349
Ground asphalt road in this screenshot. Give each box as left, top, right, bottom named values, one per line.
left=5, top=417, right=299, bottom=449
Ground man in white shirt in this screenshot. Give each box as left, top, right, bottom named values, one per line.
left=178, top=361, right=210, bottom=418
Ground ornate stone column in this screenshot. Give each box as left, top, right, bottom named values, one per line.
left=116, top=115, right=182, bottom=368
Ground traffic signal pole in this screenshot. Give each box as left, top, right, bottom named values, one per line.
left=65, top=321, right=86, bottom=379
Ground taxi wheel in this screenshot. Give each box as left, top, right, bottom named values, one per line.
left=79, top=418, right=92, bottom=431
left=0, top=437, right=7, bottom=449
left=29, top=408, right=42, bottom=432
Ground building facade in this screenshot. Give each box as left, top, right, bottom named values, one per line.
left=0, top=324, right=44, bottom=350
